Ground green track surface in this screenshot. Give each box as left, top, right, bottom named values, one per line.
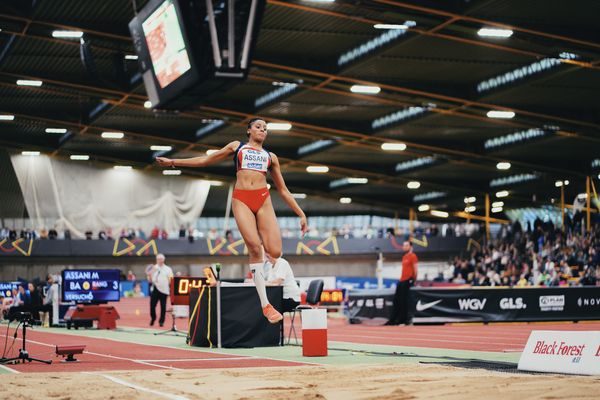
left=35, top=325, right=521, bottom=366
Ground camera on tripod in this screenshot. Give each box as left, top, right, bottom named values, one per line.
left=14, top=312, right=35, bottom=324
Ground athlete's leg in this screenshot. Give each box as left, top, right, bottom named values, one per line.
left=256, top=196, right=282, bottom=260
left=232, top=199, right=282, bottom=324
left=232, top=198, right=263, bottom=263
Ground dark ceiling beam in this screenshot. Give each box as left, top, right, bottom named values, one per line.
left=253, top=59, right=600, bottom=132
left=7, top=8, right=598, bottom=136
left=5, top=106, right=503, bottom=198
left=371, top=0, right=600, bottom=51
left=0, top=70, right=588, bottom=183
left=199, top=104, right=585, bottom=187
left=0, top=13, right=132, bottom=42
left=268, top=0, right=600, bottom=70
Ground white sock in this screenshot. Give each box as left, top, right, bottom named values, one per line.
left=250, top=262, right=269, bottom=308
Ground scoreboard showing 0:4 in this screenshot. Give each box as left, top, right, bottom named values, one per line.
left=61, top=269, right=121, bottom=303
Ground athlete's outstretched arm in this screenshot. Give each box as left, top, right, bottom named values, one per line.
left=156, top=141, right=239, bottom=168
left=269, top=153, right=308, bottom=235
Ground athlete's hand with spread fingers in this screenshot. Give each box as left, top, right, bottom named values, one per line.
left=300, top=215, right=308, bottom=237
left=155, top=157, right=173, bottom=167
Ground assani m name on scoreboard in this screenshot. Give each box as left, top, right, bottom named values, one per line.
left=64, top=271, right=101, bottom=280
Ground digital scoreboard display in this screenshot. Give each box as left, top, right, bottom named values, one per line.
left=0, top=282, right=19, bottom=298
left=142, top=0, right=191, bottom=88
left=62, top=269, right=120, bottom=303
left=170, top=276, right=209, bottom=305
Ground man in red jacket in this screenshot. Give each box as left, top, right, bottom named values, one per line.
left=386, top=241, right=418, bottom=325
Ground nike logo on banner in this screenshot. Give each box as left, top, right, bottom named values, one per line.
left=416, top=299, right=442, bottom=312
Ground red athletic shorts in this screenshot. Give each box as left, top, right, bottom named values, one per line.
left=232, top=187, right=270, bottom=214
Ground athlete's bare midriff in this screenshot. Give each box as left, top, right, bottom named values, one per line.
left=235, top=169, right=268, bottom=190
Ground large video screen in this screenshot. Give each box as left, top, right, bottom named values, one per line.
left=142, top=0, right=191, bottom=89
left=0, top=282, right=19, bottom=298
left=62, top=269, right=120, bottom=303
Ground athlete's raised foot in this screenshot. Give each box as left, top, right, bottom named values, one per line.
left=262, top=304, right=283, bottom=324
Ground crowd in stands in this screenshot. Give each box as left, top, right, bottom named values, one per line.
left=1, top=221, right=480, bottom=241
left=444, top=218, right=599, bottom=287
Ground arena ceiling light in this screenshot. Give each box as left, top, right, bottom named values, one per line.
left=350, top=85, right=381, bottom=94
left=0, top=114, right=15, bottom=121
left=496, top=190, right=509, bottom=198
left=464, top=196, right=476, bottom=203
left=374, top=24, right=409, bottom=30
left=113, top=165, right=132, bottom=171
left=381, top=142, right=407, bottom=151
left=150, top=145, right=172, bottom=151
left=124, top=54, right=138, bottom=60
left=430, top=210, right=449, bottom=218
left=266, top=122, right=292, bottom=131
left=298, top=139, right=335, bottom=156
left=465, top=206, right=476, bottom=213
left=489, top=173, right=538, bottom=187
left=417, top=204, right=430, bottom=212
left=407, top=181, right=421, bottom=189
left=395, top=156, right=435, bottom=173
left=591, top=159, right=600, bottom=168
left=45, top=128, right=67, bottom=134
left=339, top=197, right=352, bottom=204
left=101, top=131, right=124, bottom=139
left=338, top=25, right=412, bottom=66
left=52, top=30, right=83, bottom=39
left=196, top=120, right=225, bottom=139
left=254, top=83, right=298, bottom=108
left=144, top=101, right=152, bottom=108
left=484, top=128, right=548, bottom=150
left=21, top=151, right=40, bottom=156
left=477, top=53, right=578, bottom=93
left=70, top=155, right=89, bottom=161
left=372, top=106, right=428, bottom=130
left=330, top=177, right=368, bottom=189
left=477, top=28, right=513, bottom=38
left=492, top=207, right=503, bottom=213
left=414, top=191, right=446, bottom=202
left=487, top=110, right=515, bottom=119
left=306, top=165, right=329, bottom=173
left=163, top=169, right=182, bottom=176
left=292, top=193, right=307, bottom=199
left=16, top=79, right=43, bottom=87
left=555, top=180, right=569, bottom=187
left=492, top=201, right=504, bottom=208
left=496, top=162, right=511, bottom=170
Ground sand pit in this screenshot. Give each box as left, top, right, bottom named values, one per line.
left=3, top=364, right=600, bottom=400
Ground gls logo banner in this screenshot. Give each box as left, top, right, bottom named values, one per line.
left=458, top=298, right=487, bottom=310
left=500, top=297, right=527, bottom=310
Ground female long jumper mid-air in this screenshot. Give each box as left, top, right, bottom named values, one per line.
left=156, top=118, right=308, bottom=323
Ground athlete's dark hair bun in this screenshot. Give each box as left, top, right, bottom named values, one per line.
left=247, top=117, right=263, bottom=129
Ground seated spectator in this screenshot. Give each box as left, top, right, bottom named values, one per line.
left=48, top=227, right=58, bottom=239
left=85, top=229, right=93, bottom=240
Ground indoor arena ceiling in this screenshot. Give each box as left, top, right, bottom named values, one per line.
left=0, top=0, right=599, bottom=219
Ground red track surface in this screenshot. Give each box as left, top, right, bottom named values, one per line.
left=108, top=298, right=600, bottom=353
left=325, top=318, right=600, bottom=352
left=0, top=325, right=305, bottom=373
left=3, top=298, right=599, bottom=373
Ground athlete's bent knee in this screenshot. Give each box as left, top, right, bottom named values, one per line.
left=247, top=242, right=263, bottom=259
